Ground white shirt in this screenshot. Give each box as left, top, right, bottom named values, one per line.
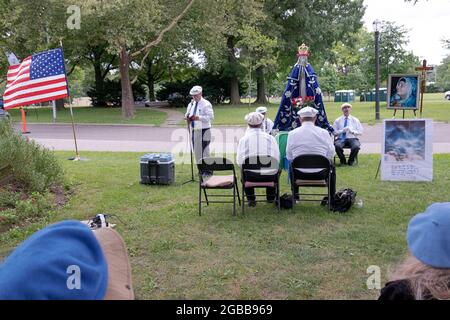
left=333, top=114, right=363, bottom=139
left=236, top=128, right=280, bottom=166
left=185, top=97, right=214, bottom=130
left=286, top=121, right=335, bottom=161
left=262, top=118, right=274, bottom=135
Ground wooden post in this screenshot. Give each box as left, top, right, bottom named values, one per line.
left=415, top=60, right=433, bottom=118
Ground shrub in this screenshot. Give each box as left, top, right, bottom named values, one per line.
left=0, top=121, right=66, bottom=228
left=0, top=209, right=18, bottom=226
left=0, top=121, right=64, bottom=192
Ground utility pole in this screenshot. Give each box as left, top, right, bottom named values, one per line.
left=373, top=20, right=381, bottom=121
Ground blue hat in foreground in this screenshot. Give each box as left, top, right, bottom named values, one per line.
left=0, top=220, right=134, bottom=300
left=407, top=203, right=450, bottom=268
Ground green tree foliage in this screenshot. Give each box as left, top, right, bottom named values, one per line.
left=359, top=21, right=420, bottom=87
left=436, top=54, right=450, bottom=91
left=184, top=0, right=272, bottom=105
left=268, top=0, right=365, bottom=68
left=330, top=31, right=372, bottom=92
left=236, top=24, right=278, bottom=104
left=319, top=62, right=339, bottom=96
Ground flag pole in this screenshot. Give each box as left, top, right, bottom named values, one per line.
left=68, top=103, right=81, bottom=161
left=59, top=41, right=84, bottom=162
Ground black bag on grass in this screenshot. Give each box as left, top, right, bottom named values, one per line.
left=330, top=188, right=357, bottom=213
left=278, top=193, right=293, bottom=209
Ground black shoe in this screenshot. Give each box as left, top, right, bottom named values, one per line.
left=340, top=159, right=347, bottom=166
left=267, top=199, right=275, bottom=203
left=248, top=201, right=257, bottom=207
left=348, top=161, right=355, bottom=166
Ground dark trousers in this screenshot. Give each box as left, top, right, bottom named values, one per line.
left=245, top=187, right=276, bottom=202
left=334, top=138, right=360, bottom=164
left=293, top=165, right=336, bottom=200
left=192, top=128, right=212, bottom=175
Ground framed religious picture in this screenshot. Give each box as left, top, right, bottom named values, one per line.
left=381, top=119, right=433, bottom=181
left=387, top=74, right=420, bottom=110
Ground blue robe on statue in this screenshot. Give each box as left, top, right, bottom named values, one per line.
left=273, top=63, right=334, bottom=134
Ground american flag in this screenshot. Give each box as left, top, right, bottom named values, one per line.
left=3, top=48, right=69, bottom=110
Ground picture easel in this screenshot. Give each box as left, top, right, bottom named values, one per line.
left=392, top=108, right=417, bottom=119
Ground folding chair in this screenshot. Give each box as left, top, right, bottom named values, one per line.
left=290, top=154, right=333, bottom=211
left=334, top=137, right=359, bottom=165
left=241, top=156, right=281, bottom=214
left=197, top=157, right=241, bottom=216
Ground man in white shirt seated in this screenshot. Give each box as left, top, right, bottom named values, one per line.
left=333, top=103, right=363, bottom=166
left=286, top=106, right=336, bottom=200
left=236, top=112, right=280, bottom=207
left=255, top=106, right=274, bottom=135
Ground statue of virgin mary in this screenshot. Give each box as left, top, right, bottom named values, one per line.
left=273, top=44, right=334, bottom=133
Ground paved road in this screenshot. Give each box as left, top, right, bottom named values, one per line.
left=13, top=122, right=450, bottom=154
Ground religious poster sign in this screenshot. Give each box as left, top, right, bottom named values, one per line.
left=387, top=74, right=420, bottom=110
left=381, top=119, right=433, bottom=181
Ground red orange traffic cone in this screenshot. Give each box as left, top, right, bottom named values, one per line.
left=20, top=107, right=30, bottom=134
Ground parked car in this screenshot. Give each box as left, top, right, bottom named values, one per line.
left=0, top=107, right=11, bottom=122
left=445, top=91, right=450, bottom=100
left=134, top=96, right=152, bottom=107
left=0, top=98, right=11, bottom=121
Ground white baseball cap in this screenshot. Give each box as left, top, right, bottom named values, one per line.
left=297, top=106, right=318, bottom=117
left=255, top=106, right=267, bottom=114
left=189, top=86, right=202, bottom=96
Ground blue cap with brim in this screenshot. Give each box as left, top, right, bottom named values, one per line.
left=407, top=202, right=450, bottom=268
left=0, top=220, right=108, bottom=300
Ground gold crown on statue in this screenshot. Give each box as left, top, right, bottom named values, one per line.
left=297, top=43, right=310, bottom=57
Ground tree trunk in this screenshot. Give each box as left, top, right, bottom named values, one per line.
left=55, top=99, right=65, bottom=111
left=92, top=50, right=106, bottom=107
left=229, top=78, right=240, bottom=105
left=168, top=61, right=174, bottom=82
left=120, top=45, right=134, bottom=119
left=227, top=36, right=241, bottom=105
left=146, top=58, right=156, bottom=101
left=255, top=66, right=267, bottom=104
left=148, top=78, right=155, bottom=101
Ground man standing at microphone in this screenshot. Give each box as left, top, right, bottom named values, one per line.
left=185, top=85, right=214, bottom=177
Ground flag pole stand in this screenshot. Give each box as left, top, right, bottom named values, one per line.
left=20, top=107, right=30, bottom=134
left=67, top=103, right=88, bottom=161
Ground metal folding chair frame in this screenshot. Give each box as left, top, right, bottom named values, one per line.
left=290, top=155, right=333, bottom=211
left=197, top=157, right=241, bottom=216
left=240, top=156, right=281, bottom=215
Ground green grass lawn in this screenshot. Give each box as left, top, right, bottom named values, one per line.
left=1, top=152, right=450, bottom=299
left=7, top=107, right=168, bottom=126
left=212, top=93, right=450, bottom=126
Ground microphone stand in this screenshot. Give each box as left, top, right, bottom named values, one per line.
left=182, top=118, right=196, bottom=185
